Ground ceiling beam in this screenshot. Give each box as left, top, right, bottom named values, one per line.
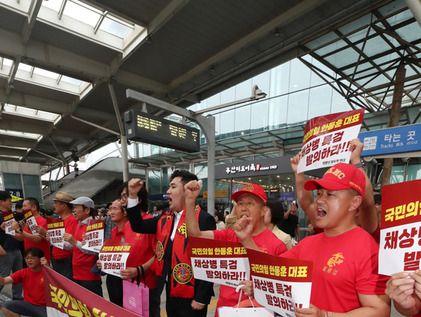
left=0, top=134, right=37, bottom=148
left=0, top=113, right=52, bottom=134
left=169, top=0, right=327, bottom=89
left=0, top=27, right=167, bottom=93
left=22, top=0, right=43, bottom=44
left=0, top=88, right=117, bottom=122
left=0, top=146, right=27, bottom=157
left=121, top=0, right=190, bottom=60
left=0, top=88, right=71, bottom=114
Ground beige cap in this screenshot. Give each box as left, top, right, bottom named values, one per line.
left=53, top=191, right=74, bottom=203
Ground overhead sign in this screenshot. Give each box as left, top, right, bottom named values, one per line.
left=215, top=157, right=292, bottom=179
left=124, top=109, right=200, bottom=152
left=360, top=124, right=421, bottom=157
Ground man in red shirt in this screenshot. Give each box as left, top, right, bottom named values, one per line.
left=64, top=196, right=102, bottom=295
left=0, top=247, right=47, bottom=317
left=13, top=197, right=51, bottom=262
left=184, top=182, right=287, bottom=312
left=282, top=163, right=390, bottom=316
left=39, top=191, right=78, bottom=280
left=291, top=139, right=378, bottom=236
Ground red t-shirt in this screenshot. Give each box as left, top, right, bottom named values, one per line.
left=213, top=228, right=287, bottom=310
left=283, top=227, right=387, bottom=313
left=11, top=268, right=46, bottom=306
left=52, top=214, right=78, bottom=260
left=72, top=220, right=100, bottom=281
left=371, top=226, right=380, bottom=244
left=24, top=215, right=50, bottom=262
left=110, top=218, right=156, bottom=288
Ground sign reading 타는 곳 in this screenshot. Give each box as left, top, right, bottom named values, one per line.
left=360, top=124, right=421, bottom=157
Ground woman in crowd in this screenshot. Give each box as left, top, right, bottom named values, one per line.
left=214, top=211, right=226, bottom=230
left=265, top=198, right=294, bottom=249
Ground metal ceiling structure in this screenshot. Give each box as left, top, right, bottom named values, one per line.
left=300, top=0, right=421, bottom=113
left=0, top=0, right=419, bottom=175
left=129, top=104, right=421, bottom=168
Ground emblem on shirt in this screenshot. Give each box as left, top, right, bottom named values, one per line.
left=173, top=263, right=192, bottom=284
left=178, top=223, right=187, bottom=238
left=323, top=252, right=344, bottom=275
left=156, top=241, right=164, bottom=261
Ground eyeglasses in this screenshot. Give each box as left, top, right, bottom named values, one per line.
left=24, top=256, right=39, bottom=261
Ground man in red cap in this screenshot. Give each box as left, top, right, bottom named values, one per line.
left=184, top=181, right=287, bottom=313
left=280, top=163, right=390, bottom=317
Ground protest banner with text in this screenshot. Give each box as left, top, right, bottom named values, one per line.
left=99, top=244, right=131, bottom=278
left=47, top=218, right=65, bottom=249
left=3, top=211, right=16, bottom=236
left=190, top=237, right=250, bottom=288
left=248, top=249, right=313, bottom=317
left=81, top=220, right=104, bottom=253
left=297, top=109, right=364, bottom=173
left=24, top=210, right=38, bottom=234
left=379, top=180, right=421, bottom=275
left=43, top=266, right=141, bottom=317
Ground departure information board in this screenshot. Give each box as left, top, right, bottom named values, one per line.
left=124, top=109, right=200, bottom=153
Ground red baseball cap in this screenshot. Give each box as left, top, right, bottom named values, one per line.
left=304, top=163, right=366, bottom=196
left=231, top=184, right=268, bottom=204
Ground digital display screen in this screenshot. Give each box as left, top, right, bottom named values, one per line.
left=124, top=109, right=200, bottom=153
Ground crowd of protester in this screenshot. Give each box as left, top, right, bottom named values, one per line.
left=0, top=138, right=419, bottom=317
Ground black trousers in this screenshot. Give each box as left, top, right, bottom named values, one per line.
left=106, top=275, right=123, bottom=306
left=165, top=282, right=208, bottom=317
left=75, top=279, right=103, bottom=297
left=51, top=256, right=73, bottom=280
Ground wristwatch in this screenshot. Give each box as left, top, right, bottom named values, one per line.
left=354, top=160, right=365, bottom=169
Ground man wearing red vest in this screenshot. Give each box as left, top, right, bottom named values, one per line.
left=127, top=170, right=215, bottom=317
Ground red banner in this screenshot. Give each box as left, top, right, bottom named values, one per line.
left=379, top=180, right=421, bottom=275
left=381, top=180, right=421, bottom=229
left=43, top=266, right=141, bottom=317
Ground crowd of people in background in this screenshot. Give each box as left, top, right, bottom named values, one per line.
left=0, top=138, right=419, bottom=317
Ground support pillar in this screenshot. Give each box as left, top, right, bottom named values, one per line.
left=109, top=83, right=129, bottom=182
left=382, top=62, right=406, bottom=186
